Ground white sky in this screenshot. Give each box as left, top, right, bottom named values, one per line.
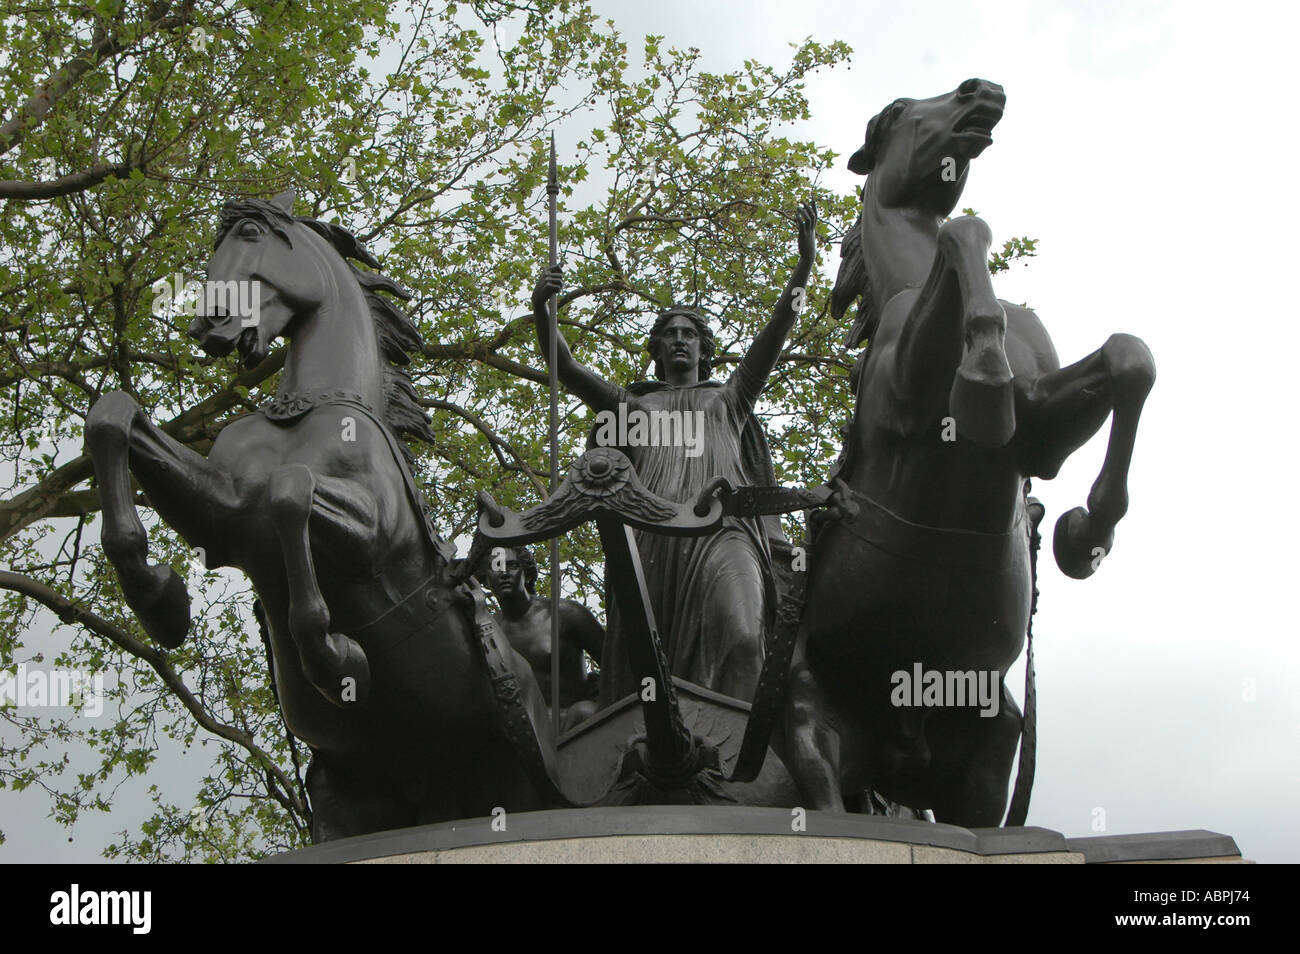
left=553, top=0, right=1300, bottom=862
left=606, top=0, right=1300, bottom=861
left=3, top=0, right=1297, bottom=863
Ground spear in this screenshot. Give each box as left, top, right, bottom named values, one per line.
left=547, top=134, right=561, bottom=738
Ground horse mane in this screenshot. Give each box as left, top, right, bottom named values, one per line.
left=832, top=210, right=875, bottom=350
left=833, top=98, right=909, bottom=388
left=215, top=198, right=435, bottom=467
left=832, top=207, right=880, bottom=409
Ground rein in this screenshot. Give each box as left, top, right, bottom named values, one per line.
left=834, top=483, right=1027, bottom=567
left=1004, top=493, right=1044, bottom=826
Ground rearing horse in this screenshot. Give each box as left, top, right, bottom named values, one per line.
left=779, top=79, right=1155, bottom=826
left=85, top=190, right=554, bottom=839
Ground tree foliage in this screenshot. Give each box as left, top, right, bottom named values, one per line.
left=0, top=1, right=1030, bottom=859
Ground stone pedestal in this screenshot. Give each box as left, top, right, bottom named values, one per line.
left=263, top=806, right=1247, bottom=864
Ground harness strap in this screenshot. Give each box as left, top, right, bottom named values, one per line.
left=1004, top=495, right=1044, bottom=826
left=332, top=398, right=451, bottom=565
left=345, top=573, right=449, bottom=658
left=836, top=484, right=1027, bottom=569
left=719, top=483, right=832, bottom=518
left=730, top=579, right=807, bottom=783
left=460, top=583, right=575, bottom=806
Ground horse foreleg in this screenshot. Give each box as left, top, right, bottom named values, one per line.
left=266, top=464, right=371, bottom=707
left=301, top=473, right=388, bottom=580
left=84, top=390, right=236, bottom=648
left=1017, top=334, right=1155, bottom=579
left=893, top=215, right=1014, bottom=447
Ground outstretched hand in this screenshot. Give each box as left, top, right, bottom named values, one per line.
left=796, top=200, right=818, bottom=263
left=531, top=264, right=563, bottom=313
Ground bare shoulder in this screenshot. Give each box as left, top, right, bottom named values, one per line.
left=558, top=598, right=602, bottom=626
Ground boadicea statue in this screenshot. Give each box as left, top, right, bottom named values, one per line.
left=84, top=78, right=1154, bottom=842
left=83, top=191, right=560, bottom=840
left=771, top=78, right=1155, bottom=826
left=529, top=203, right=816, bottom=705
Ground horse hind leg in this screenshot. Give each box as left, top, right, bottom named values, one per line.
left=780, top=633, right=849, bottom=811
left=266, top=463, right=371, bottom=707
left=306, top=751, right=408, bottom=840
left=927, top=682, right=1023, bottom=828
left=85, top=391, right=195, bottom=647
left=1018, top=333, right=1156, bottom=579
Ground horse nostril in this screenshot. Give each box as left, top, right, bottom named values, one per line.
left=958, top=78, right=980, bottom=97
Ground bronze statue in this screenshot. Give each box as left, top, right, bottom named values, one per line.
left=529, top=203, right=817, bottom=704
left=84, top=80, right=1157, bottom=841
left=483, top=545, right=605, bottom=730
left=775, top=79, right=1155, bottom=826
left=84, top=191, right=557, bottom=840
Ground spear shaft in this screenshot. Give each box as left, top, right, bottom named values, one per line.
left=547, top=135, right=561, bottom=737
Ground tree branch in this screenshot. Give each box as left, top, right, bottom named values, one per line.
left=0, top=156, right=152, bottom=200
left=0, top=1, right=197, bottom=157
left=0, top=349, right=285, bottom=543
left=420, top=397, right=547, bottom=497
left=0, top=567, right=309, bottom=819
left=420, top=340, right=547, bottom=384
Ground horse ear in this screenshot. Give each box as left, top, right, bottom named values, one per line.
left=270, top=188, right=296, bottom=213
left=847, top=145, right=871, bottom=175
left=849, top=103, right=902, bottom=175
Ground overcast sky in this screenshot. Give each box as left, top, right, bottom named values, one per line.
left=679, top=0, right=1300, bottom=862
left=3, top=0, right=1297, bottom=863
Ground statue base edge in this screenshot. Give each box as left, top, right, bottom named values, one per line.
left=260, top=806, right=1247, bottom=864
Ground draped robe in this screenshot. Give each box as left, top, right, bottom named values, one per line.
left=589, top=367, right=785, bottom=703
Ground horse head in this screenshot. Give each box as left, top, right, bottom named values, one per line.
left=848, top=78, right=1005, bottom=214
left=189, top=188, right=382, bottom=370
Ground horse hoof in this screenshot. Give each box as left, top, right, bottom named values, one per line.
left=1052, top=507, right=1114, bottom=580
left=949, top=366, right=1015, bottom=448
left=304, top=634, right=371, bottom=707
left=128, top=565, right=191, bottom=648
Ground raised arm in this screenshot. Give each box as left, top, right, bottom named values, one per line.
left=531, top=265, right=623, bottom=412
left=732, top=201, right=818, bottom=409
